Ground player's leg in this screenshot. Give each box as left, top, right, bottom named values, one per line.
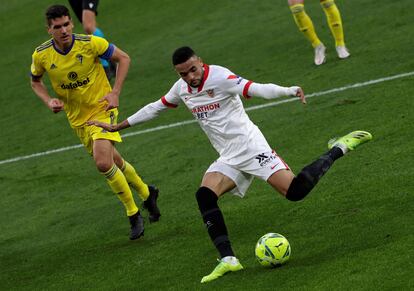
left=113, top=149, right=161, bottom=222
left=113, top=149, right=150, bottom=201
left=320, top=0, right=350, bottom=59
left=199, top=172, right=237, bottom=260
left=198, top=164, right=249, bottom=283
left=93, top=139, right=143, bottom=240
left=288, top=0, right=326, bottom=65
left=268, top=131, right=372, bottom=201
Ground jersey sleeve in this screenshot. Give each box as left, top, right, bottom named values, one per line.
left=218, top=71, right=253, bottom=99
left=90, top=35, right=115, bottom=60
left=218, top=68, right=294, bottom=99
left=127, top=99, right=168, bottom=126
left=160, top=80, right=181, bottom=108
left=30, top=50, right=45, bottom=78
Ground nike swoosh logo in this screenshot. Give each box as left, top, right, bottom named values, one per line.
left=271, top=164, right=277, bottom=169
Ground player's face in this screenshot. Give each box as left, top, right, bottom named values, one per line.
left=47, top=16, right=74, bottom=48
left=175, top=56, right=204, bottom=87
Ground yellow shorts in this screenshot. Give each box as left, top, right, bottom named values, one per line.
left=74, top=108, right=122, bottom=154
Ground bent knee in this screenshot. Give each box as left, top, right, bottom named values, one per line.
left=267, top=169, right=295, bottom=196
left=95, top=160, right=113, bottom=173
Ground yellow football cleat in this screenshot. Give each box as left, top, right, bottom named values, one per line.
left=328, top=130, right=372, bottom=153
left=201, top=257, right=244, bottom=283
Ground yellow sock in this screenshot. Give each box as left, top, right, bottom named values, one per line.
left=121, top=160, right=150, bottom=201
left=321, top=0, right=345, bottom=47
left=103, top=164, right=138, bottom=216
left=290, top=4, right=322, bottom=48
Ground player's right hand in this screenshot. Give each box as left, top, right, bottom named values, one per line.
left=99, top=91, right=119, bottom=111
left=87, top=120, right=117, bottom=132
left=48, top=98, right=64, bottom=113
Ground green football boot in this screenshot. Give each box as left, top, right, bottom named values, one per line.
left=328, top=130, right=372, bottom=153
left=201, top=257, right=243, bottom=283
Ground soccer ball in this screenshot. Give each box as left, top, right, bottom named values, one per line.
left=255, top=233, right=291, bottom=267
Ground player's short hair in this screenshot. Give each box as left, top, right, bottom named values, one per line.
left=45, top=5, right=71, bottom=26
left=172, top=46, right=196, bottom=65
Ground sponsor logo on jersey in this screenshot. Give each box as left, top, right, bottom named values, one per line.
left=191, top=103, right=220, bottom=113
left=191, top=102, right=220, bottom=120
left=61, top=77, right=90, bottom=89
left=255, top=153, right=276, bottom=167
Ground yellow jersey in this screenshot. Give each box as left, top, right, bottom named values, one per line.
left=31, top=34, right=113, bottom=127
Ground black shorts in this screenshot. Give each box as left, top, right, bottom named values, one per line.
left=68, top=0, right=99, bottom=23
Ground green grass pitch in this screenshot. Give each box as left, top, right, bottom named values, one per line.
left=1, top=0, right=413, bottom=290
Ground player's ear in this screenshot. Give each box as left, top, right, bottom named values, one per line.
left=198, top=57, right=204, bottom=66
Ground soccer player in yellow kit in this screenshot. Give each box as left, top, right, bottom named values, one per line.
left=30, top=4, right=160, bottom=240
left=288, top=0, right=350, bottom=65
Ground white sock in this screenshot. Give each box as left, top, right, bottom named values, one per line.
left=221, top=256, right=238, bottom=265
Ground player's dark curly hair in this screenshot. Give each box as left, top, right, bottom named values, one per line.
left=45, top=5, right=71, bottom=25
left=172, top=46, right=196, bottom=65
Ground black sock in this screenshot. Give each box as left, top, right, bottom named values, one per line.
left=286, top=147, right=343, bottom=201
left=196, top=186, right=234, bottom=258
left=328, top=146, right=344, bottom=161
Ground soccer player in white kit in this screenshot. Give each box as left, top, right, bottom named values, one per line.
left=88, top=47, right=372, bottom=283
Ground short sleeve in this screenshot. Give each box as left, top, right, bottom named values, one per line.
left=218, top=72, right=253, bottom=99
left=90, top=35, right=115, bottom=60
left=30, top=51, right=45, bottom=78
left=160, top=81, right=181, bottom=108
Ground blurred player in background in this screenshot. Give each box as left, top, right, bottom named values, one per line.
left=288, top=0, right=350, bottom=65
left=68, top=0, right=116, bottom=79
left=30, top=4, right=160, bottom=241
left=88, top=46, right=372, bottom=283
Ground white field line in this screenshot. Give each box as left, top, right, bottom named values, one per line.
left=1, top=71, right=414, bottom=166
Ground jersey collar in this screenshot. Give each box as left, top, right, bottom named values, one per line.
left=52, top=34, right=75, bottom=55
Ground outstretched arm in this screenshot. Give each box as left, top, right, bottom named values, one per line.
left=247, top=83, right=306, bottom=104
left=222, top=74, right=306, bottom=104
left=88, top=99, right=168, bottom=132
left=87, top=118, right=131, bottom=132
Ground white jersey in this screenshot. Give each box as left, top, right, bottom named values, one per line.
left=161, top=64, right=272, bottom=165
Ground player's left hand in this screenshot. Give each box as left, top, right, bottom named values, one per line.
left=99, top=91, right=119, bottom=111
left=296, top=87, right=306, bottom=104
left=289, top=86, right=306, bottom=104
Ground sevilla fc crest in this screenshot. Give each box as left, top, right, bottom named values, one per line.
left=206, top=89, right=215, bottom=97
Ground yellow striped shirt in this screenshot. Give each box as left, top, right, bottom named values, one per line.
left=31, top=34, right=114, bottom=127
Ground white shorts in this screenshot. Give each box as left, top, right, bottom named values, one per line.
left=206, top=150, right=290, bottom=197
